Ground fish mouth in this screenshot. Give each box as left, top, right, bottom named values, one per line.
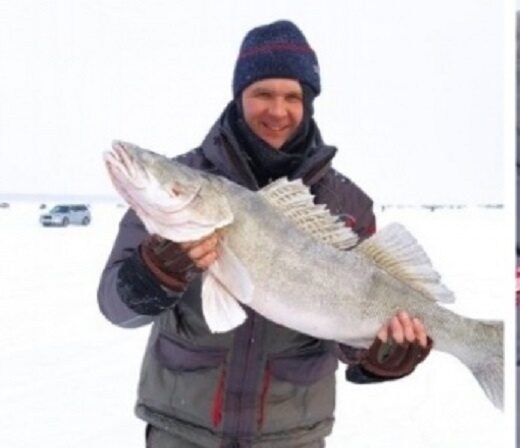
left=104, top=141, right=202, bottom=227
left=104, top=141, right=148, bottom=190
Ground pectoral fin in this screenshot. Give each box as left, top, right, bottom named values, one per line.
left=201, top=271, right=247, bottom=333
left=201, top=240, right=253, bottom=333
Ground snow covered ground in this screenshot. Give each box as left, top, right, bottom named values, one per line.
left=0, top=203, right=512, bottom=447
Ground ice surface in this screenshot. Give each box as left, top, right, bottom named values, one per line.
left=0, top=204, right=511, bottom=447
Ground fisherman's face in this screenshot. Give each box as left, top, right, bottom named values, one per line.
left=241, top=78, right=304, bottom=150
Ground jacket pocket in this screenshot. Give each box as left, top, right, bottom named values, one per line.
left=258, top=349, right=338, bottom=432
left=154, top=332, right=227, bottom=371
left=146, top=333, right=228, bottom=429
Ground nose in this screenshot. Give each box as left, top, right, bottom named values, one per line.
left=267, top=97, right=287, bottom=119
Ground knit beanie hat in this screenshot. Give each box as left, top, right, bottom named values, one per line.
left=232, top=20, right=320, bottom=97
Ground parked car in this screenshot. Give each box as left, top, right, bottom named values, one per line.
left=40, top=204, right=91, bottom=227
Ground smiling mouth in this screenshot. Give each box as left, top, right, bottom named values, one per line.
left=262, top=123, right=289, bottom=133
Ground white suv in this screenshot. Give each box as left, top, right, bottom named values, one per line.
left=40, top=204, right=91, bottom=227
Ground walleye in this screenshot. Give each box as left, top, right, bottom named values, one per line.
left=104, top=140, right=503, bottom=410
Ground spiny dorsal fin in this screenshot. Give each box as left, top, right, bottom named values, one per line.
left=260, top=177, right=358, bottom=250
left=355, top=222, right=455, bottom=303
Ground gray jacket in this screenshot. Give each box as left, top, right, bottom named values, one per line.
left=98, top=110, right=376, bottom=447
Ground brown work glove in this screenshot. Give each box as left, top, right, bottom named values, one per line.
left=359, top=336, right=433, bottom=378
left=140, top=234, right=200, bottom=292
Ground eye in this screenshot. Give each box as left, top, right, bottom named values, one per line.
left=286, top=94, right=303, bottom=103
left=255, top=90, right=271, bottom=99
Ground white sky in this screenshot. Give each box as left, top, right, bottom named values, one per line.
left=0, top=0, right=513, bottom=205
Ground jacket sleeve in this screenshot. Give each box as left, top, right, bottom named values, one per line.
left=335, top=204, right=394, bottom=383
left=338, top=203, right=423, bottom=383
left=351, top=201, right=376, bottom=240
left=317, top=170, right=413, bottom=383
left=97, top=209, right=182, bottom=328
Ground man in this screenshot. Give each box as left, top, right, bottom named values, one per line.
left=98, top=20, right=431, bottom=448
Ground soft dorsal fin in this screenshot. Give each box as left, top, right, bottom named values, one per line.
left=260, top=177, right=359, bottom=250
left=355, top=222, right=455, bottom=303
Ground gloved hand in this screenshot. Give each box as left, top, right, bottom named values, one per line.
left=359, top=335, right=432, bottom=378
left=140, top=232, right=219, bottom=292
left=360, top=311, right=432, bottom=378
left=140, top=235, right=199, bottom=292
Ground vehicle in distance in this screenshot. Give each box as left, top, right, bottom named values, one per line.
left=39, top=204, right=91, bottom=227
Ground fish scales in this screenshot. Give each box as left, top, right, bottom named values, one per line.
left=220, top=183, right=478, bottom=351
left=227, top=194, right=487, bottom=355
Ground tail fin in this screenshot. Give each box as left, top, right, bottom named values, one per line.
left=464, top=320, right=503, bottom=410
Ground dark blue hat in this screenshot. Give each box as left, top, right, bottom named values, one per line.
left=232, top=20, right=321, bottom=97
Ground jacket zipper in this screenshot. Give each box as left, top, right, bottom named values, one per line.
left=234, top=312, right=257, bottom=440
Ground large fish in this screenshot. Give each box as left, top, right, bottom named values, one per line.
left=104, top=140, right=503, bottom=409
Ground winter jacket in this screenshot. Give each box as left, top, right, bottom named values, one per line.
left=97, top=106, right=376, bottom=447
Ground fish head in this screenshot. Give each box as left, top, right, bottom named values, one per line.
left=104, top=140, right=233, bottom=242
